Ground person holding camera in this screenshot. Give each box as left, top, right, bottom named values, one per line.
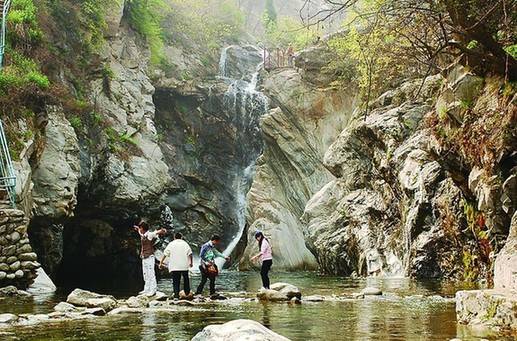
left=134, top=221, right=166, bottom=296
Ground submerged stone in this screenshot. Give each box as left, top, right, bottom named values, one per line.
left=0, top=313, right=17, bottom=324
left=361, top=287, right=383, bottom=296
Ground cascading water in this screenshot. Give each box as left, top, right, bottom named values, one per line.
left=214, top=46, right=269, bottom=268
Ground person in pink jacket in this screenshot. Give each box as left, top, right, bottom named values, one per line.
left=250, top=231, right=273, bottom=289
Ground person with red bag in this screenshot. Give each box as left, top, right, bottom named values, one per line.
left=195, top=235, right=229, bottom=297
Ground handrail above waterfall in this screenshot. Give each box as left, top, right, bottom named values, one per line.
left=262, top=47, right=295, bottom=71
left=0, top=0, right=12, bottom=70
left=0, top=119, right=17, bottom=208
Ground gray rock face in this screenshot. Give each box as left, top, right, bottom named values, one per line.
left=494, top=212, right=517, bottom=290
left=241, top=64, right=358, bottom=270
left=220, top=45, right=262, bottom=80
left=31, top=107, right=80, bottom=220
left=192, top=319, right=291, bottom=341
left=153, top=60, right=266, bottom=247
left=301, top=75, right=485, bottom=278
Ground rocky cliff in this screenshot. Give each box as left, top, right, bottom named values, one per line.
left=5, top=2, right=265, bottom=289
left=240, top=44, right=358, bottom=270
left=243, top=39, right=516, bottom=281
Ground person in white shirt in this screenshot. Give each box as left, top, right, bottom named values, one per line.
left=134, top=221, right=166, bottom=296
left=159, top=232, right=193, bottom=299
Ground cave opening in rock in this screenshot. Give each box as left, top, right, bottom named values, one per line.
left=29, top=206, right=145, bottom=294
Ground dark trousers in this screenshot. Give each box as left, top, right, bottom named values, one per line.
left=171, top=271, right=190, bottom=298
left=196, top=265, right=216, bottom=295
left=261, top=259, right=273, bottom=289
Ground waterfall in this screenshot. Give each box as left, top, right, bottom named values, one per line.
left=218, top=46, right=231, bottom=78
left=215, top=164, right=255, bottom=268
left=214, top=46, right=268, bottom=269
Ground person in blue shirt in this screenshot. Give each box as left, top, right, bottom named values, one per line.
left=195, top=235, right=229, bottom=296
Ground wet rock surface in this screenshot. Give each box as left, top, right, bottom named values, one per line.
left=456, top=213, right=517, bottom=332
left=257, top=282, right=302, bottom=301
left=192, top=319, right=291, bottom=341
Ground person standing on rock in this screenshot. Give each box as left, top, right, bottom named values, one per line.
left=250, top=231, right=273, bottom=289
left=135, top=221, right=166, bottom=296
left=195, top=235, right=230, bottom=297
left=159, top=232, right=193, bottom=299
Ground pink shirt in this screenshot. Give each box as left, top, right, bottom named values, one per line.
left=261, top=239, right=273, bottom=261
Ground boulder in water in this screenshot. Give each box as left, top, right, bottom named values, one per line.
left=257, top=283, right=301, bottom=301
left=304, top=295, right=325, bottom=302
left=126, top=295, right=150, bottom=308
left=361, top=287, right=383, bottom=296
left=0, top=313, right=18, bottom=324
left=0, top=285, right=31, bottom=298
left=192, top=319, right=291, bottom=341
left=54, top=302, right=82, bottom=313
left=66, top=289, right=117, bottom=311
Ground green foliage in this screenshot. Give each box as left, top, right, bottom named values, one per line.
left=80, top=0, right=110, bottom=51
left=27, top=71, right=50, bottom=89
left=263, top=16, right=319, bottom=49
left=462, top=249, right=479, bottom=282
left=484, top=301, right=498, bottom=321
left=69, top=116, right=83, bottom=131
left=105, top=127, right=138, bottom=153
left=91, top=112, right=103, bottom=125
left=0, top=52, right=50, bottom=93
left=466, top=40, right=479, bottom=50
left=504, top=44, right=517, bottom=59
left=7, top=0, right=43, bottom=48
left=165, top=0, right=244, bottom=51
left=127, top=0, right=170, bottom=65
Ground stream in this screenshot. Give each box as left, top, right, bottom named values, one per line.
left=0, top=271, right=498, bottom=340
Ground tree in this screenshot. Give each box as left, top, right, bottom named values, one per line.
left=301, top=0, right=517, bottom=81
left=264, top=0, right=278, bottom=25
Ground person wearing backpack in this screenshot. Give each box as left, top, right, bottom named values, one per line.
left=250, top=231, right=273, bottom=289
left=195, top=235, right=229, bottom=296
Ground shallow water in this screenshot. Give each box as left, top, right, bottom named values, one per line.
left=0, top=271, right=508, bottom=340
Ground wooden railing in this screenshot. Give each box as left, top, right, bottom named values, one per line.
left=262, top=47, right=295, bottom=71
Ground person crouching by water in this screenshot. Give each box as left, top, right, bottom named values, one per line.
left=250, top=231, right=273, bottom=289
left=159, top=232, right=193, bottom=300
left=195, top=235, right=230, bottom=297
left=135, top=221, right=166, bottom=296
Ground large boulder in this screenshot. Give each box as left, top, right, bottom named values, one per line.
left=257, top=283, right=301, bottom=301
left=220, top=45, right=262, bottom=79
left=192, top=319, right=290, bottom=341
left=66, top=289, right=117, bottom=311
left=494, top=212, right=517, bottom=290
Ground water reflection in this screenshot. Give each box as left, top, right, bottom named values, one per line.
left=0, top=272, right=495, bottom=341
